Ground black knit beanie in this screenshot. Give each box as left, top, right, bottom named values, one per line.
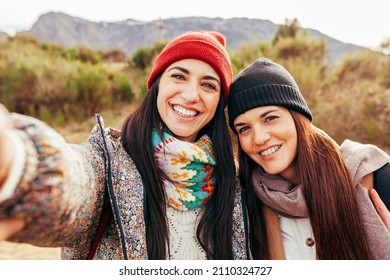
left=228, top=58, right=313, bottom=133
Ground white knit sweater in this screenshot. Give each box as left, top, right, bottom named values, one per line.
left=166, top=206, right=206, bottom=260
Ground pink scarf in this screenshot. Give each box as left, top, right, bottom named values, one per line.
left=252, top=139, right=390, bottom=259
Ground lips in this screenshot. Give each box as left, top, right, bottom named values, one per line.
left=260, top=145, right=282, bottom=156
left=173, top=105, right=198, bottom=117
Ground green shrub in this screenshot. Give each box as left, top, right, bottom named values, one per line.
left=112, top=74, right=134, bottom=102
left=66, top=66, right=111, bottom=117
left=132, top=46, right=155, bottom=69
left=62, top=46, right=102, bottom=64
left=132, top=40, right=167, bottom=69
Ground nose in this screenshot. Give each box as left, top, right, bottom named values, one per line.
left=181, top=82, right=200, bottom=103
left=253, top=126, right=271, bottom=146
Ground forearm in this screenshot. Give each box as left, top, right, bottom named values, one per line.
left=0, top=113, right=106, bottom=247
left=0, top=130, right=26, bottom=202
left=0, top=106, right=14, bottom=188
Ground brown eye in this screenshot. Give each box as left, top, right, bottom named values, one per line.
left=264, top=116, right=277, bottom=123
left=238, top=126, right=249, bottom=134
left=171, top=73, right=185, bottom=80
left=201, top=82, right=217, bottom=91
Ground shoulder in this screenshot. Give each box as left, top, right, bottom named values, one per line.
left=340, top=139, right=388, bottom=156
left=88, top=114, right=123, bottom=148
left=340, top=139, right=390, bottom=164
left=340, top=139, right=390, bottom=184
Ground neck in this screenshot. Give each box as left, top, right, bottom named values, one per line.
left=280, top=159, right=301, bottom=186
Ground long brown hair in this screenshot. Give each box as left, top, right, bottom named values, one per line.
left=239, top=111, right=373, bottom=259
left=121, top=76, right=236, bottom=259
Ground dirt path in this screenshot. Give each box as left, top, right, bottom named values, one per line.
left=0, top=241, right=60, bottom=260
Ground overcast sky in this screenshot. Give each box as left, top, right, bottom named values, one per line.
left=1, top=0, right=389, bottom=49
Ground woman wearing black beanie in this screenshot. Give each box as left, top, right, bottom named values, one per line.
left=228, top=58, right=390, bottom=260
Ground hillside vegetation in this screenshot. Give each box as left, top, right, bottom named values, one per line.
left=0, top=20, right=389, bottom=151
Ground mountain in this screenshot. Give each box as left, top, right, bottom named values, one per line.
left=0, top=31, right=8, bottom=42
left=27, top=12, right=368, bottom=63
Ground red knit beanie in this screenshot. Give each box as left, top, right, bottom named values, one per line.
left=147, top=31, right=233, bottom=105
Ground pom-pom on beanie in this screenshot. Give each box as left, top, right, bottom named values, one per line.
left=228, top=58, right=313, bottom=133
left=147, top=31, right=233, bottom=105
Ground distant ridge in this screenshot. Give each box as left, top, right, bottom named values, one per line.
left=0, top=31, right=8, bottom=42
left=26, top=12, right=369, bottom=63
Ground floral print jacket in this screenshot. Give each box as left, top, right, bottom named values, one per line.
left=0, top=113, right=249, bottom=260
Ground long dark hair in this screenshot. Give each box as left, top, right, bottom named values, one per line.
left=121, top=76, right=237, bottom=259
left=239, top=110, right=372, bottom=259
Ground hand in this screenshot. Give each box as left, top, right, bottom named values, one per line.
left=369, top=188, right=390, bottom=231
left=0, top=218, right=25, bottom=240
left=0, top=104, right=13, bottom=186
left=0, top=106, right=25, bottom=240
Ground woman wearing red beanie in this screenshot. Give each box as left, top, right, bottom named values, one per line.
left=0, top=31, right=248, bottom=260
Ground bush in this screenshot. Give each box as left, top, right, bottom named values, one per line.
left=62, top=46, right=102, bottom=64
left=0, top=36, right=136, bottom=124
left=102, top=49, right=129, bottom=62
left=331, top=52, right=380, bottom=84
left=112, top=73, right=134, bottom=103
left=66, top=65, right=111, bottom=117
left=230, top=41, right=272, bottom=75
left=132, top=46, right=155, bottom=69
left=132, top=40, right=167, bottom=69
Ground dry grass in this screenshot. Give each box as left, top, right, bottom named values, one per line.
left=0, top=242, right=60, bottom=260
left=1, top=35, right=389, bottom=259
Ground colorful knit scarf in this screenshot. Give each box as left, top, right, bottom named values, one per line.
left=152, top=130, right=216, bottom=211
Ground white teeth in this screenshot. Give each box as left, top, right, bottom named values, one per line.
left=173, top=105, right=197, bottom=117
left=260, top=145, right=281, bottom=156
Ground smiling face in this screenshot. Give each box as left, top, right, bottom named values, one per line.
left=234, top=105, right=299, bottom=183
left=157, top=59, right=221, bottom=142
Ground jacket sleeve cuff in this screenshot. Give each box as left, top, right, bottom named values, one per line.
left=0, top=131, right=26, bottom=202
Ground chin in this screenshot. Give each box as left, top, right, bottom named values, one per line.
left=262, top=166, right=284, bottom=175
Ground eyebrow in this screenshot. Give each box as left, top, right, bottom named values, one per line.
left=260, top=109, right=278, bottom=117
left=167, top=66, right=220, bottom=84
left=234, top=109, right=279, bottom=129
left=168, top=66, right=189, bottom=74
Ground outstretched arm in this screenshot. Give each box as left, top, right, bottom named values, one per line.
left=0, top=103, right=107, bottom=247
left=0, top=104, right=14, bottom=188
left=0, top=104, right=25, bottom=240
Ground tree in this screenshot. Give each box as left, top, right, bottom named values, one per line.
left=272, top=18, right=301, bottom=45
